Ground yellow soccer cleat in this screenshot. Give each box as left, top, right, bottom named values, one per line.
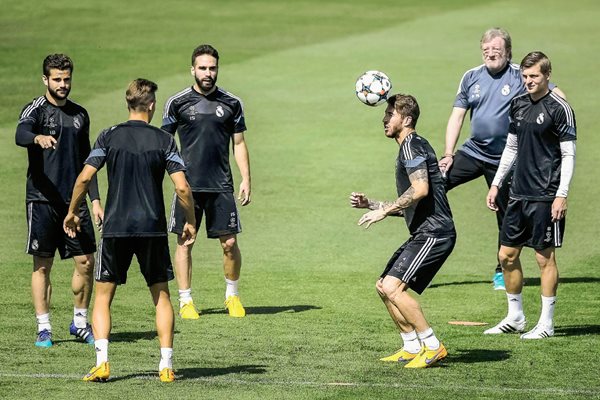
left=379, top=348, right=419, bottom=362
left=179, top=301, right=200, bottom=320
left=83, top=362, right=110, bottom=382
left=404, top=344, right=447, bottom=369
left=159, top=367, right=175, bottom=383
left=225, top=295, right=246, bottom=318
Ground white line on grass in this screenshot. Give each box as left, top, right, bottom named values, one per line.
left=0, top=372, right=597, bottom=396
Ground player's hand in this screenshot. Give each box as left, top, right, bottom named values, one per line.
left=63, top=212, right=81, bottom=238
left=238, top=180, right=251, bottom=206
left=92, top=199, right=104, bottom=232
left=34, top=135, right=57, bottom=150
left=358, top=209, right=386, bottom=229
left=438, top=155, right=453, bottom=177
left=486, top=186, right=499, bottom=211
left=349, top=192, right=369, bottom=208
left=551, top=197, right=567, bottom=222
left=181, top=222, right=197, bottom=246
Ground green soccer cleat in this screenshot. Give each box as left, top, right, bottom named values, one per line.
left=225, top=295, right=246, bottom=318
left=404, top=344, right=448, bottom=369
left=83, top=362, right=110, bottom=382
left=379, top=348, right=419, bottom=362
left=179, top=301, right=200, bottom=320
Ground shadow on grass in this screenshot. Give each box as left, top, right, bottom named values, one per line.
left=109, top=330, right=180, bottom=343
left=202, top=305, right=322, bottom=315
left=429, top=280, right=489, bottom=288
left=555, top=324, right=600, bottom=336
left=447, top=348, right=511, bottom=364
left=430, top=276, right=600, bottom=289
left=108, top=364, right=267, bottom=382
left=524, top=277, right=600, bottom=286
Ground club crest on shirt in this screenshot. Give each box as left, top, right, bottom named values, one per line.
left=470, top=84, right=481, bottom=100
left=73, top=116, right=81, bottom=130
left=216, top=105, right=224, bottom=118
left=187, top=106, right=197, bottom=121
left=501, top=84, right=510, bottom=96
left=536, top=113, right=545, bottom=125
left=46, top=117, right=57, bottom=136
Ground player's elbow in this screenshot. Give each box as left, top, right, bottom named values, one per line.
left=413, top=183, right=429, bottom=200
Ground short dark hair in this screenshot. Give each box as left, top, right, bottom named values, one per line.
left=43, top=54, right=73, bottom=76
left=191, top=44, right=219, bottom=65
left=520, top=51, right=552, bottom=75
left=387, top=94, right=420, bottom=128
left=126, top=78, right=158, bottom=112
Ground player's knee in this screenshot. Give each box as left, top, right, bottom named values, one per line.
left=75, top=255, right=95, bottom=275
left=375, top=280, right=386, bottom=298
left=498, top=248, right=518, bottom=267
left=220, top=236, right=237, bottom=253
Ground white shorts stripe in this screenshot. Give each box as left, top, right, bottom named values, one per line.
left=554, top=221, right=562, bottom=247
left=25, top=202, right=33, bottom=253
left=96, top=240, right=103, bottom=281
left=402, top=237, right=436, bottom=282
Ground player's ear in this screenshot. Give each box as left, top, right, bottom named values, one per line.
left=148, top=101, right=155, bottom=112
left=190, top=66, right=195, bottom=76
left=42, top=75, right=48, bottom=87
left=404, top=116, right=412, bottom=127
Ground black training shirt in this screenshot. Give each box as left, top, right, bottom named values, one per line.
left=161, top=86, right=246, bottom=192
left=85, top=120, right=186, bottom=237
left=16, top=96, right=100, bottom=205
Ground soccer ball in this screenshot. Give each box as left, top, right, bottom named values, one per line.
left=355, top=70, right=392, bottom=106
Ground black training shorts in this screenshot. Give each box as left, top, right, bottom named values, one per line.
left=96, top=236, right=174, bottom=286
left=169, top=191, right=241, bottom=239
left=26, top=201, right=96, bottom=259
left=501, top=198, right=565, bottom=250
left=381, top=233, right=455, bottom=294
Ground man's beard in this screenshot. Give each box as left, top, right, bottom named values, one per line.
left=195, top=76, right=216, bottom=92
left=48, top=86, right=70, bottom=101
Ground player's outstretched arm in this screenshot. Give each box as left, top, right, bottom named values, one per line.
left=64, top=164, right=98, bottom=238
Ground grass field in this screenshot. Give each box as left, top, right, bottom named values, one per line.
left=1, top=0, right=600, bottom=399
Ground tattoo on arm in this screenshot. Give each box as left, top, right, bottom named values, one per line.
left=385, top=168, right=428, bottom=215
left=367, top=199, right=404, bottom=217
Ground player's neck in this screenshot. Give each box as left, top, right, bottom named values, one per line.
left=193, top=84, right=216, bottom=96
left=529, top=89, right=550, bottom=102
left=396, top=129, right=415, bottom=145
left=128, top=111, right=151, bottom=123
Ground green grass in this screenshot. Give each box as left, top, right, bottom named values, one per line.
left=1, top=0, right=600, bottom=399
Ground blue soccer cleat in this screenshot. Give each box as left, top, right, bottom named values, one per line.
left=35, top=329, right=53, bottom=348
left=493, top=272, right=506, bottom=291
left=70, top=321, right=95, bottom=344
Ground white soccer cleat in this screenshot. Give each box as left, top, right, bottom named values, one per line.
left=520, top=323, right=554, bottom=339
left=483, top=316, right=526, bottom=334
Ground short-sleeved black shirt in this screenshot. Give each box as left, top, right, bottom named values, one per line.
left=16, top=96, right=99, bottom=204
left=508, top=91, right=577, bottom=201
left=85, top=120, right=186, bottom=237
left=161, top=86, right=246, bottom=192
left=396, top=133, right=455, bottom=236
